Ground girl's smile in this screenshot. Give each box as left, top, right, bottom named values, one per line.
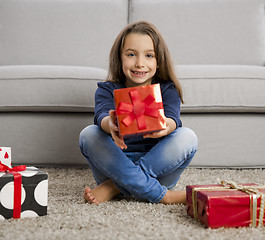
left=131, top=70, right=148, bottom=77
left=121, top=33, right=157, bottom=88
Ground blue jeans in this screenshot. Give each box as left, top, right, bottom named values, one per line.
left=79, top=125, right=198, bottom=203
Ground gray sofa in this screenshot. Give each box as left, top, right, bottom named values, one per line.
left=0, top=0, right=264, bottom=168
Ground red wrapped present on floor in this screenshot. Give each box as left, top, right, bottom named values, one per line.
left=186, top=181, right=265, bottom=228
left=114, top=84, right=166, bottom=137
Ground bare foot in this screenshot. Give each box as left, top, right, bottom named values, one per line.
left=160, top=190, right=186, bottom=205
left=83, top=179, right=120, bottom=205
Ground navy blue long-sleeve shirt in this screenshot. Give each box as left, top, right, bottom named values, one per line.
left=94, top=81, right=182, bottom=152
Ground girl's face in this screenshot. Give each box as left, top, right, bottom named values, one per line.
left=121, top=33, right=157, bottom=88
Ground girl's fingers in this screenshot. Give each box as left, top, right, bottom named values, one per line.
left=113, top=134, right=127, bottom=150
left=109, top=110, right=127, bottom=149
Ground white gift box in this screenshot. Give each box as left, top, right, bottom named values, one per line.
left=0, top=147, right=11, bottom=168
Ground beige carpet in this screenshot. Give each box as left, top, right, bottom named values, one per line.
left=0, top=167, right=265, bottom=240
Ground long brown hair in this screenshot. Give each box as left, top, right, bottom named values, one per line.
left=107, top=21, right=184, bottom=103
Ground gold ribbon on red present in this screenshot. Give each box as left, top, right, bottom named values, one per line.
left=192, top=181, right=265, bottom=228
left=116, top=89, right=163, bottom=130
left=0, top=162, right=26, bottom=219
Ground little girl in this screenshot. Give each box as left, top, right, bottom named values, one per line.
left=79, top=21, right=198, bottom=205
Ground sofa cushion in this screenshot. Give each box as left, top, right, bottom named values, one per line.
left=130, top=0, right=265, bottom=66
left=2, top=65, right=264, bottom=114
left=178, top=65, right=265, bottom=113
left=0, top=65, right=107, bottom=112
left=0, top=0, right=128, bottom=69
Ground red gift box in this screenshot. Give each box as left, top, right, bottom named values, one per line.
left=186, top=181, right=265, bottom=228
left=114, top=84, right=166, bottom=137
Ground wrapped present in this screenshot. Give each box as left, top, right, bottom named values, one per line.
left=0, top=147, right=12, bottom=168
left=186, top=181, right=265, bottom=228
left=114, top=84, right=166, bottom=137
left=0, top=163, right=48, bottom=220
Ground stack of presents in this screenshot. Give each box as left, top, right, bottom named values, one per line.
left=1, top=84, right=264, bottom=228
left=0, top=147, right=48, bottom=219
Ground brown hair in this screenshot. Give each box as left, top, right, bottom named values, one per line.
left=107, top=21, right=184, bottom=103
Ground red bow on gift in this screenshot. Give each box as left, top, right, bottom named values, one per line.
left=0, top=162, right=26, bottom=219
left=116, top=89, right=163, bottom=130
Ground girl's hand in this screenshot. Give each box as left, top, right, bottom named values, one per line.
left=108, top=110, right=127, bottom=150
left=143, top=117, right=176, bottom=139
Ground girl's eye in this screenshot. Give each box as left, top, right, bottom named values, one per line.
left=127, top=53, right=135, bottom=57
left=146, top=54, right=154, bottom=58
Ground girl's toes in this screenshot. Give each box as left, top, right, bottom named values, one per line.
left=84, top=187, right=92, bottom=194
left=91, top=197, right=99, bottom=205
left=83, top=187, right=99, bottom=204
left=83, top=187, right=92, bottom=202
left=88, top=194, right=99, bottom=205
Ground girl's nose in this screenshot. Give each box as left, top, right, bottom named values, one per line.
left=135, top=56, right=144, bottom=68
